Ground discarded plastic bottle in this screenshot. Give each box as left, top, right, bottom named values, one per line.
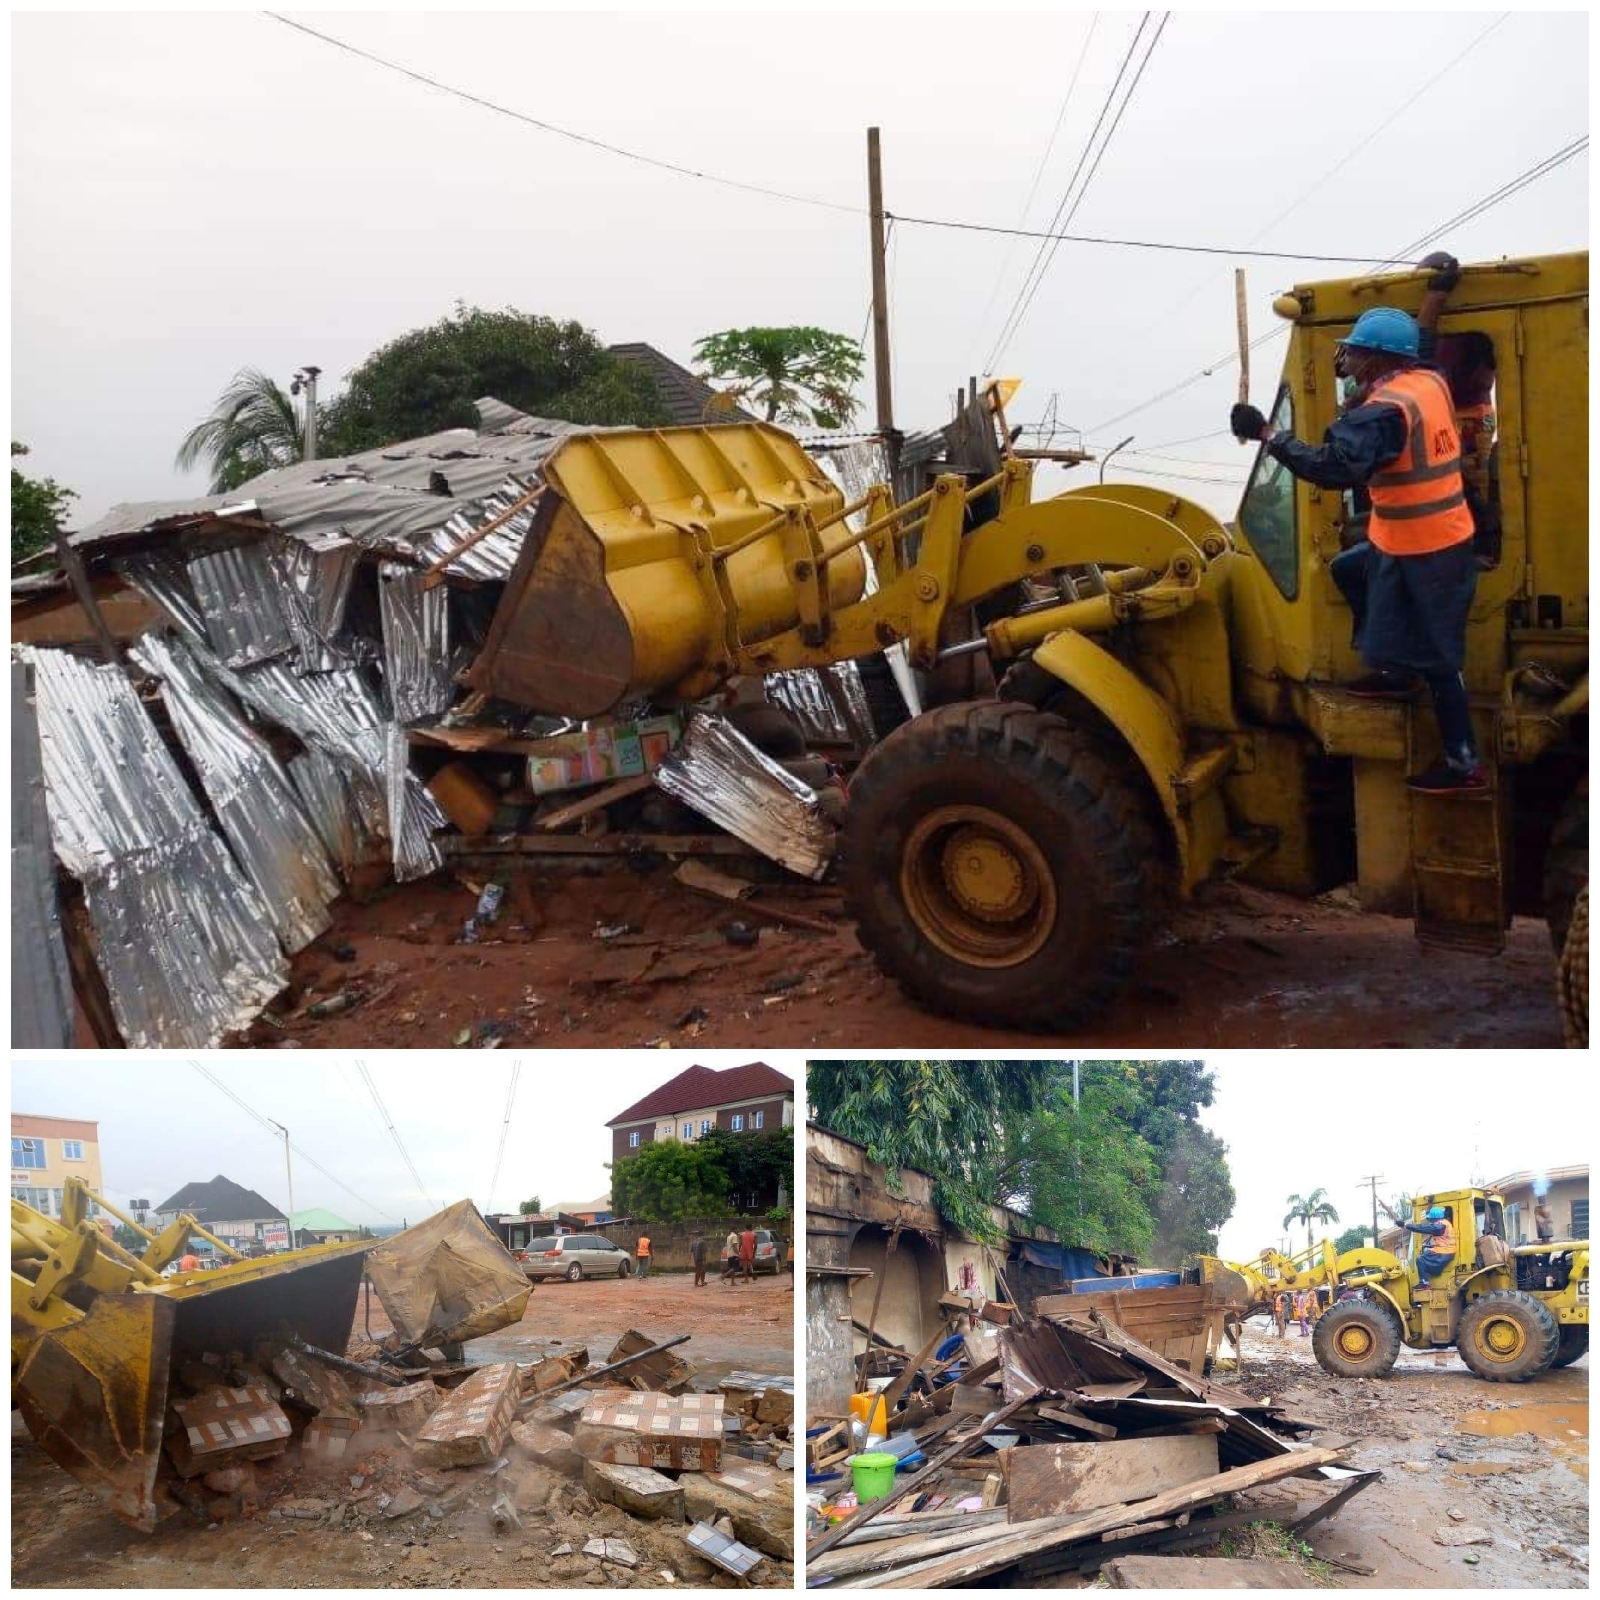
left=477, top=883, right=505, bottom=923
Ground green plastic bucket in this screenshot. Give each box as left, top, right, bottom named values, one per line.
left=851, top=1452, right=897, bottom=1503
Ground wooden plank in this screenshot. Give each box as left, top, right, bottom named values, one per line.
left=1035, top=1404, right=1118, bottom=1440
left=854, top=1445, right=1346, bottom=1590
left=441, top=832, right=756, bottom=858
left=536, top=773, right=655, bottom=831
left=1107, top=1555, right=1314, bottom=1589
left=420, top=482, right=545, bottom=587
left=1007, top=1437, right=1220, bottom=1523
left=878, top=1323, right=952, bottom=1417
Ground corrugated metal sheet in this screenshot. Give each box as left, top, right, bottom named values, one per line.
left=654, top=713, right=835, bottom=879
left=288, top=747, right=373, bottom=876
left=385, top=721, right=444, bottom=881
left=21, top=645, right=287, bottom=1048
left=115, top=549, right=210, bottom=643
left=277, top=531, right=359, bottom=671
left=379, top=564, right=452, bottom=723
left=133, top=634, right=340, bottom=953
left=10, top=657, right=75, bottom=1049
left=766, top=663, right=873, bottom=748
left=188, top=543, right=297, bottom=667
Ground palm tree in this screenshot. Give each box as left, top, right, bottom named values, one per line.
left=1283, top=1188, right=1341, bottom=1257
left=176, top=368, right=308, bottom=493
left=693, top=327, right=864, bottom=428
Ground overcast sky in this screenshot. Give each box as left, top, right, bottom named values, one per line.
left=10, top=9, right=1588, bottom=529
left=10, top=1055, right=792, bottom=1226
left=1203, top=1061, right=1588, bottom=1261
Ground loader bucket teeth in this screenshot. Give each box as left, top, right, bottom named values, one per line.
left=15, top=1292, right=175, bottom=1533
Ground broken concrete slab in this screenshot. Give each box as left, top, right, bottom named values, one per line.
left=606, top=1328, right=692, bottom=1393
left=1434, top=1525, right=1495, bottom=1547
left=583, top=1536, right=640, bottom=1569
left=684, top=1519, right=765, bottom=1578
left=382, top=1485, right=426, bottom=1520
left=302, top=1415, right=361, bottom=1465
left=582, top=1460, right=686, bottom=1522
left=262, top=1343, right=358, bottom=1418
left=521, top=1348, right=589, bottom=1395
left=1105, top=1556, right=1315, bottom=1589
left=166, top=1385, right=293, bottom=1478
left=681, top=1459, right=794, bottom=1559
left=573, top=1392, right=723, bottom=1472
left=414, top=1362, right=519, bottom=1468
left=359, top=1378, right=441, bottom=1433
left=528, top=1387, right=603, bottom=1429
left=509, top=1420, right=583, bottom=1476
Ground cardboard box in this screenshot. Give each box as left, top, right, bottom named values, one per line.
left=573, top=1391, right=724, bottom=1472
left=525, top=714, right=683, bottom=795
left=167, top=1385, right=292, bottom=1478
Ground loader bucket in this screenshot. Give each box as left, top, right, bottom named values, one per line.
left=15, top=1291, right=176, bottom=1532
left=15, top=1240, right=371, bottom=1532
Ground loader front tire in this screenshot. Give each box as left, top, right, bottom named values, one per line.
left=1550, top=1326, right=1588, bottom=1368
left=843, top=701, right=1160, bottom=1030
left=1456, top=1290, right=1560, bottom=1382
left=1312, top=1299, right=1403, bottom=1379
left=1543, top=779, right=1587, bottom=952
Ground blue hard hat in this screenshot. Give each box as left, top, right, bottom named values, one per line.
left=1342, top=307, right=1420, bottom=358
left=1426, top=1206, right=1446, bottom=1219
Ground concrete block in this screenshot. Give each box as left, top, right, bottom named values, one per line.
left=583, top=1459, right=686, bottom=1521
left=167, top=1385, right=293, bottom=1478
left=359, top=1378, right=441, bottom=1433
left=573, top=1392, right=723, bottom=1472
left=681, top=1460, right=794, bottom=1559
left=302, top=1415, right=361, bottom=1464
left=528, top=1387, right=601, bottom=1429
left=509, top=1420, right=583, bottom=1476
left=754, top=1388, right=793, bottom=1427
left=414, top=1363, right=519, bottom=1469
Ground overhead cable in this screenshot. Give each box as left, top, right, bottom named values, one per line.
left=486, top=1064, right=521, bottom=1213
left=356, top=1060, right=437, bottom=1212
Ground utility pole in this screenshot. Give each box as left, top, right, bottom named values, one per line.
left=271, top=1120, right=295, bottom=1249
left=291, top=366, right=321, bottom=462
left=1071, top=1062, right=1080, bottom=1107
left=1360, top=1174, right=1384, bottom=1249
left=866, top=128, right=899, bottom=484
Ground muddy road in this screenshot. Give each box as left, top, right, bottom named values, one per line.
left=1221, top=1325, right=1588, bottom=1589
left=11, top=1274, right=792, bottom=1590
left=240, top=867, right=1562, bottom=1051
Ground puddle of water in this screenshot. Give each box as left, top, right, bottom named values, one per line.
left=1448, top=1460, right=1520, bottom=1476
left=1457, top=1401, right=1588, bottom=1442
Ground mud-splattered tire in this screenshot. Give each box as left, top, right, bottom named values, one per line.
left=1550, top=1326, right=1587, bottom=1368
left=1312, top=1299, right=1403, bottom=1379
left=843, top=701, right=1162, bottom=1031
left=1457, top=1290, right=1561, bottom=1382
left=1543, top=780, right=1587, bottom=952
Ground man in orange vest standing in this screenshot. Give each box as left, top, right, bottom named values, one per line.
left=1231, top=288, right=1485, bottom=794
left=636, top=1233, right=651, bottom=1281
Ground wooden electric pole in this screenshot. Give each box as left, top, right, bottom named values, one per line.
left=866, top=127, right=900, bottom=483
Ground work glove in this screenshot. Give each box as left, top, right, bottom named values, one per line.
left=1230, top=402, right=1268, bottom=443
left=1418, top=251, right=1461, bottom=291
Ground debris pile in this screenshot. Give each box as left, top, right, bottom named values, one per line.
left=806, top=1306, right=1377, bottom=1587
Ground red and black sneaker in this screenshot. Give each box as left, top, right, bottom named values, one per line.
left=1407, top=761, right=1489, bottom=795
left=1346, top=671, right=1421, bottom=701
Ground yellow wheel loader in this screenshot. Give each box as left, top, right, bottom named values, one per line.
left=1194, top=1187, right=1589, bottom=1384
left=468, top=250, right=1587, bottom=1029
left=11, top=1179, right=371, bottom=1530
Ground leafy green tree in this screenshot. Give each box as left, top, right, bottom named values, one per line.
left=809, top=1062, right=1055, bottom=1240
left=176, top=368, right=308, bottom=493
left=1284, top=1188, right=1340, bottom=1257
left=1334, top=1225, right=1371, bottom=1255
left=11, top=442, right=76, bottom=564
left=111, top=1223, right=147, bottom=1254
left=320, top=305, right=668, bottom=453
left=698, top=1126, right=792, bottom=1210
left=519, top=1195, right=542, bottom=1216
left=610, top=1139, right=729, bottom=1223
left=693, top=326, right=864, bottom=427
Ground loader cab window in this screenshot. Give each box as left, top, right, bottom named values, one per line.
left=1482, top=1198, right=1507, bottom=1242
left=1237, top=385, right=1298, bottom=599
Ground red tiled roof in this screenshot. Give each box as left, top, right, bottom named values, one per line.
left=607, top=1063, right=793, bottom=1127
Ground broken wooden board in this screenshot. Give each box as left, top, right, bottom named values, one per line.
left=1006, top=1436, right=1220, bottom=1522
left=1105, top=1555, right=1315, bottom=1589
left=536, top=773, right=656, bottom=831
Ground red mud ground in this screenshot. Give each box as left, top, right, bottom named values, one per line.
left=240, top=864, right=1563, bottom=1051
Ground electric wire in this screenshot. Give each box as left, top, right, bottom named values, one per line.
left=985, top=12, right=1159, bottom=372
left=356, top=1061, right=438, bottom=1212
left=486, top=1064, right=521, bottom=1214
left=189, top=1062, right=396, bottom=1221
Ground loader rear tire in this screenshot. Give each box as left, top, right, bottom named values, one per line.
left=843, top=700, right=1160, bottom=1030
left=1457, top=1290, right=1560, bottom=1382
left=1312, top=1299, right=1403, bottom=1379
left=1550, top=1326, right=1588, bottom=1368
left=1543, top=779, right=1587, bottom=953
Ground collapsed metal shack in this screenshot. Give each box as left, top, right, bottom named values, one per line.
left=11, top=403, right=897, bottom=1048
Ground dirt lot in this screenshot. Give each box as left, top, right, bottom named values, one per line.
left=239, top=866, right=1563, bottom=1051
left=1210, top=1325, right=1589, bottom=1589
left=11, top=1274, right=793, bottom=1590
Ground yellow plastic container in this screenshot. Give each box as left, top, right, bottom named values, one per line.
left=849, top=1392, right=887, bottom=1434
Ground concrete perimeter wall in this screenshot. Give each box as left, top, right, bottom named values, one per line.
left=600, top=1217, right=794, bottom=1272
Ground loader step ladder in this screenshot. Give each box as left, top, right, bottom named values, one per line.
left=1410, top=775, right=1509, bottom=955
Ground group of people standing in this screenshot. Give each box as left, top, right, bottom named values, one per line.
left=1273, top=1285, right=1333, bottom=1338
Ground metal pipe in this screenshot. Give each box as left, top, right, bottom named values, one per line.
left=520, top=1332, right=693, bottom=1406
left=288, top=1335, right=413, bottom=1388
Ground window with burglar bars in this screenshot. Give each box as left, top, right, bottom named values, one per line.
left=1573, top=1200, right=1589, bottom=1238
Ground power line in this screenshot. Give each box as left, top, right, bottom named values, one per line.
left=189, top=1062, right=395, bottom=1221
left=486, top=1065, right=521, bottom=1213
left=356, top=1061, right=438, bottom=1213
left=1085, top=133, right=1588, bottom=435
left=264, top=13, right=860, bottom=218
left=963, top=13, right=1101, bottom=371
left=985, top=12, right=1156, bottom=372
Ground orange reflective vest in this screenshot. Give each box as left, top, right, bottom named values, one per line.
left=1366, top=368, right=1476, bottom=556
left=1425, top=1218, right=1456, bottom=1257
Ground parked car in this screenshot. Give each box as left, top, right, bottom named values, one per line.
left=523, top=1234, right=635, bottom=1282
left=753, top=1229, right=784, bottom=1275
